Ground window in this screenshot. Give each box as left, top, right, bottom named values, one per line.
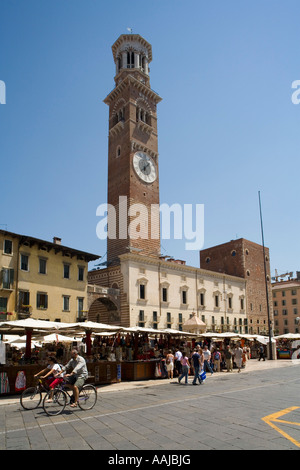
left=282, top=309, right=288, bottom=316
left=4, top=239, right=12, bottom=254
left=282, top=291, right=286, bottom=297
left=162, top=287, right=168, bottom=302
left=39, top=258, right=47, bottom=275
left=63, top=264, right=70, bottom=279
left=139, top=284, right=145, bottom=300
left=127, top=51, right=135, bottom=68
left=19, top=291, right=30, bottom=312
left=77, top=298, right=84, bottom=320
left=153, top=311, right=158, bottom=323
left=0, top=297, right=8, bottom=318
left=178, top=313, right=183, bottom=324
left=292, top=290, right=297, bottom=296
left=182, top=290, right=187, bottom=304
left=292, top=299, right=298, bottom=305
left=241, top=298, right=244, bottom=310
left=78, top=266, right=84, bottom=281
left=37, top=292, right=48, bottom=309
left=63, top=296, right=70, bottom=311
left=20, top=254, right=29, bottom=271
left=228, top=297, right=232, bottom=309
left=1, top=268, right=14, bottom=289
left=166, top=312, right=171, bottom=328
left=215, top=295, right=219, bottom=308
left=138, top=310, right=145, bottom=327
left=200, top=292, right=205, bottom=306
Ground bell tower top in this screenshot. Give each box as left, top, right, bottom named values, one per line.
left=111, top=34, right=152, bottom=87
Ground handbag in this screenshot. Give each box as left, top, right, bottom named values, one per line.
left=199, top=370, right=206, bottom=381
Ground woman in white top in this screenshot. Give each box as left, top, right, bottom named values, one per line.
left=165, top=350, right=175, bottom=379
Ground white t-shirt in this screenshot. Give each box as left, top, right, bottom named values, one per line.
left=175, top=351, right=182, bottom=361
left=48, top=363, right=63, bottom=377
left=203, top=349, right=211, bottom=361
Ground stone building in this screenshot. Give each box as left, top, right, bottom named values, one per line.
left=88, top=34, right=248, bottom=333
left=0, top=229, right=99, bottom=322
left=272, top=272, right=300, bottom=335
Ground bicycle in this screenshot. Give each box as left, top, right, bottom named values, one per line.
left=20, top=378, right=49, bottom=410
left=42, top=379, right=97, bottom=416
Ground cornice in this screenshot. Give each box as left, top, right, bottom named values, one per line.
left=111, top=34, right=153, bottom=62
left=104, top=75, right=162, bottom=106
left=119, top=253, right=246, bottom=285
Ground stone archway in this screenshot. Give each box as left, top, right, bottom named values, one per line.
left=87, top=285, right=121, bottom=325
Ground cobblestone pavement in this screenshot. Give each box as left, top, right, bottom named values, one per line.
left=1, top=359, right=300, bottom=451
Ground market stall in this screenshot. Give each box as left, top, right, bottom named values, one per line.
left=274, top=333, right=300, bottom=359
left=0, top=319, right=197, bottom=394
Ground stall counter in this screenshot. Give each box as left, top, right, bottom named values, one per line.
left=120, top=359, right=160, bottom=381
left=0, top=361, right=119, bottom=396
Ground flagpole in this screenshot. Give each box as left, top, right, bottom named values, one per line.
left=258, top=191, right=273, bottom=359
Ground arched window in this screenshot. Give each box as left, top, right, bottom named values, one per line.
left=127, top=51, right=134, bottom=68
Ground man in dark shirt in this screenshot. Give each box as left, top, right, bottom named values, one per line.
left=191, top=349, right=203, bottom=385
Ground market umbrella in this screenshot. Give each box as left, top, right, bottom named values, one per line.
left=0, top=318, right=69, bottom=358
left=275, top=333, right=300, bottom=340
left=41, top=333, right=75, bottom=343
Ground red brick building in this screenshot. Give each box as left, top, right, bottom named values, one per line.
left=200, top=238, right=273, bottom=334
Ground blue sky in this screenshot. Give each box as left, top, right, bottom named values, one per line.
left=1, top=0, right=300, bottom=277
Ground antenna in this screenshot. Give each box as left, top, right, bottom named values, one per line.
left=127, top=27, right=133, bottom=34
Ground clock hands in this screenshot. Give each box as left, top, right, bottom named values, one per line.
left=133, top=152, right=157, bottom=182
left=140, top=159, right=150, bottom=174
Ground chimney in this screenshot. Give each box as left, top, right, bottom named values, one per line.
left=53, top=237, right=62, bottom=245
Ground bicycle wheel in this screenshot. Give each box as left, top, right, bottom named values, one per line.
left=20, top=387, right=42, bottom=410
left=43, top=389, right=67, bottom=416
left=78, top=385, right=97, bottom=410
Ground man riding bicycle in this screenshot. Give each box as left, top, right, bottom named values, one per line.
left=62, top=349, right=88, bottom=408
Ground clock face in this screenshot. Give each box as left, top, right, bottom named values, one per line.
left=133, top=151, right=157, bottom=183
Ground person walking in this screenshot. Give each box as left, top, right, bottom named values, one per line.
left=203, top=345, right=214, bottom=375
left=234, top=343, right=243, bottom=373
left=213, top=348, right=221, bottom=372
left=242, top=347, right=248, bottom=369
left=178, top=351, right=190, bottom=385
left=174, top=348, right=182, bottom=376
left=225, top=345, right=233, bottom=372
left=165, top=349, right=174, bottom=379
left=258, top=344, right=266, bottom=361
left=191, top=349, right=203, bottom=385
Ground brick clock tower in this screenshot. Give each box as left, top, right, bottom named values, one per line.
left=103, top=34, right=162, bottom=265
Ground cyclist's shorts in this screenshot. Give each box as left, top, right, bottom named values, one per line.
left=74, top=377, right=85, bottom=389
